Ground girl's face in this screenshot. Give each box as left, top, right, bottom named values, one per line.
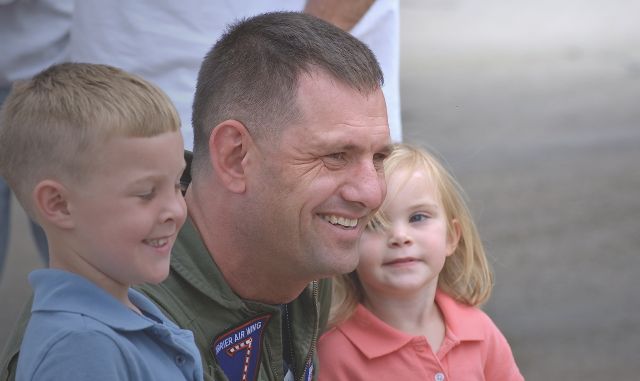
left=356, top=167, right=459, bottom=300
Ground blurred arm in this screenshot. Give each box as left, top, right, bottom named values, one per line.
left=303, top=0, right=375, bottom=31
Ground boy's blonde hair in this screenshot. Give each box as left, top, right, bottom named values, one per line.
left=0, top=63, right=180, bottom=218
left=330, top=143, right=494, bottom=326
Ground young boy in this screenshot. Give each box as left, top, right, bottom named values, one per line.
left=0, top=63, right=203, bottom=380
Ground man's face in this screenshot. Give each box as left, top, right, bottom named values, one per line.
left=246, top=70, right=391, bottom=282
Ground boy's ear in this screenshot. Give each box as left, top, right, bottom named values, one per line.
left=33, top=179, right=74, bottom=229
left=446, top=219, right=462, bottom=257
left=209, top=120, right=251, bottom=193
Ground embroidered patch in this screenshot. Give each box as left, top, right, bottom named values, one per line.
left=212, top=315, right=271, bottom=381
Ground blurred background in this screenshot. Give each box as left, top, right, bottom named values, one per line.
left=1, top=0, right=639, bottom=380
left=399, top=0, right=640, bottom=380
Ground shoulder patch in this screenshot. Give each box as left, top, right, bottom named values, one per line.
left=212, top=315, right=271, bottom=381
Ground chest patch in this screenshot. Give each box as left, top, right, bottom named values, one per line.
left=212, top=315, right=271, bottom=381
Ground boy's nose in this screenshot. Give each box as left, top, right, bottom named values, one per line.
left=161, top=192, right=187, bottom=224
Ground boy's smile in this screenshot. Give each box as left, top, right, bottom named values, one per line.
left=58, top=130, right=187, bottom=303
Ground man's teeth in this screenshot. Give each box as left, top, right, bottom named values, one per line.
left=145, top=238, right=168, bottom=247
left=322, top=215, right=358, bottom=228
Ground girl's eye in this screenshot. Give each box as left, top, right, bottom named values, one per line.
left=409, top=213, right=429, bottom=223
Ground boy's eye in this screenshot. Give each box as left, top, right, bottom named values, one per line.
left=138, top=189, right=155, bottom=200
left=409, top=213, right=429, bottom=223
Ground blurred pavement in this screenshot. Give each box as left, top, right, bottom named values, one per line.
left=399, top=0, right=640, bottom=380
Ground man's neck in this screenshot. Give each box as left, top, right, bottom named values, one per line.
left=186, top=187, right=309, bottom=304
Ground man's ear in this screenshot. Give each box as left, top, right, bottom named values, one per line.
left=209, top=120, right=251, bottom=193
left=33, top=179, right=74, bottom=229
left=446, top=219, right=462, bottom=257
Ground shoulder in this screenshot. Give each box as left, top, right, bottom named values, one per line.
left=437, top=294, right=524, bottom=380
left=317, top=325, right=361, bottom=381
left=18, top=327, right=130, bottom=380
left=21, top=311, right=127, bottom=355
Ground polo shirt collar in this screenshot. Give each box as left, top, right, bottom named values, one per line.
left=435, top=290, right=485, bottom=341
left=336, top=290, right=484, bottom=359
left=337, top=304, right=414, bottom=359
left=29, top=269, right=163, bottom=331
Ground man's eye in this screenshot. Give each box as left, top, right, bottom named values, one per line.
left=323, top=152, right=348, bottom=169
left=373, top=152, right=388, bottom=170
left=328, top=152, right=346, bottom=161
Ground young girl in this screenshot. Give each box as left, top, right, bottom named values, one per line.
left=318, top=144, right=524, bottom=381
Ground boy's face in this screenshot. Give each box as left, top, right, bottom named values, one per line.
left=66, top=130, right=186, bottom=291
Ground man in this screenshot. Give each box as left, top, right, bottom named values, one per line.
left=0, top=12, right=391, bottom=381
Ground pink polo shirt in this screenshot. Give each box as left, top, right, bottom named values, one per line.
left=317, top=290, right=524, bottom=381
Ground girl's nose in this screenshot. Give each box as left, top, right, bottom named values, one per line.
left=387, top=228, right=412, bottom=248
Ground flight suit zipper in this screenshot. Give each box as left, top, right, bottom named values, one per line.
left=297, top=280, right=319, bottom=381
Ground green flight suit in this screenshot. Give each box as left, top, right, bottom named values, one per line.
left=0, top=218, right=332, bottom=381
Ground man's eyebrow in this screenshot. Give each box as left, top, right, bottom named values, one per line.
left=329, top=142, right=392, bottom=155
left=379, top=144, right=393, bottom=156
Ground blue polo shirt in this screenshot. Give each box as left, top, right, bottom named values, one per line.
left=16, top=269, right=203, bottom=381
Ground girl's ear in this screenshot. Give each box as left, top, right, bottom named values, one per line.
left=33, top=179, right=74, bottom=229
left=208, top=120, right=252, bottom=193
left=446, top=219, right=462, bottom=256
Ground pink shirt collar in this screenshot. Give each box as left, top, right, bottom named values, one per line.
left=336, top=290, right=485, bottom=359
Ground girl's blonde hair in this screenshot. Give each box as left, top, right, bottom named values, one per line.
left=329, top=143, right=494, bottom=326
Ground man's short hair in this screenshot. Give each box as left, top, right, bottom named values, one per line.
left=0, top=62, right=180, bottom=217
left=191, top=11, right=384, bottom=172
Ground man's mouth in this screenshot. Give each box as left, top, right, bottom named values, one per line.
left=321, top=214, right=358, bottom=229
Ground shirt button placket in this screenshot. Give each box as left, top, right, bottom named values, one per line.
left=176, top=354, right=186, bottom=367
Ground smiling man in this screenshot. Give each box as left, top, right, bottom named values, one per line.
left=171, top=12, right=391, bottom=380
